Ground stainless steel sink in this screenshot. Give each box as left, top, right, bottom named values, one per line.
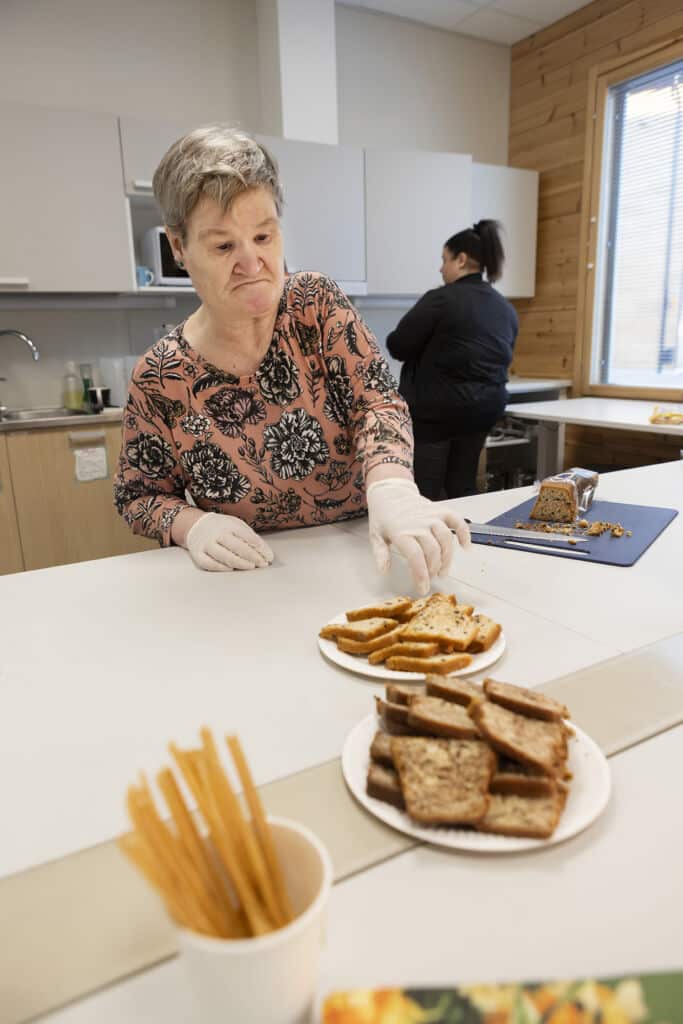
left=0, top=407, right=89, bottom=422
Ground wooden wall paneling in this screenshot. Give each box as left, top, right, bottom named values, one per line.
left=512, top=0, right=638, bottom=58
left=509, top=0, right=683, bottom=469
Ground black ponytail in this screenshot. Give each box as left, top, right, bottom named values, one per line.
left=444, top=219, right=505, bottom=283
left=473, top=219, right=504, bottom=283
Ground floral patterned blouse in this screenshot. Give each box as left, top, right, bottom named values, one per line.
left=114, top=272, right=414, bottom=545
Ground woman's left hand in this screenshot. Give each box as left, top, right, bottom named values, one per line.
left=366, top=478, right=471, bottom=595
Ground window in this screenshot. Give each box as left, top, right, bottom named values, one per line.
left=579, top=42, right=683, bottom=398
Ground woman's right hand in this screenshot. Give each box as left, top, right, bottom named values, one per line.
left=184, top=512, right=274, bottom=572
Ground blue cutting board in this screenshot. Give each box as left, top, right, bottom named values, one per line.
left=472, top=498, right=678, bottom=566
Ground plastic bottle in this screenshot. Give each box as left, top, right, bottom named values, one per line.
left=79, top=363, right=94, bottom=411
left=62, top=361, right=83, bottom=411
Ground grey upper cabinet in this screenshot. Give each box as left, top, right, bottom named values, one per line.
left=365, top=149, right=473, bottom=295
left=119, top=116, right=195, bottom=196
left=256, top=135, right=366, bottom=288
left=472, top=163, right=539, bottom=298
left=0, top=104, right=134, bottom=292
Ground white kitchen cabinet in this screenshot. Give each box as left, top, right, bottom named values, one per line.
left=472, top=163, right=539, bottom=298
left=0, top=104, right=134, bottom=293
left=119, top=116, right=197, bottom=196
left=365, top=148, right=472, bottom=295
left=256, top=135, right=366, bottom=290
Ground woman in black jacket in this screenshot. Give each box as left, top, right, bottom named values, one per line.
left=386, top=220, right=518, bottom=499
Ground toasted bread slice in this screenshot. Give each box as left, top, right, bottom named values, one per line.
left=369, top=730, right=395, bottom=767
left=346, top=597, right=412, bottom=622
left=385, top=683, right=425, bottom=706
left=393, top=594, right=439, bottom=622
left=407, top=695, right=481, bottom=739
left=468, top=699, right=566, bottom=775
left=336, top=625, right=406, bottom=655
left=386, top=653, right=472, bottom=675
left=391, top=737, right=495, bottom=825
left=490, top=772, right=557, bottom=798
left=401, top=596, right=478, bottom=651
left=426, top=676, right=482, bottom=706
left=366, top=763, right=404, bottom=809
left=368, top=641, right=440, bottom=664
left=476, top=789, right=567, bottom=839
left=483, top=678, right=569, bottom=721
left=374, top=696, right=419, bottom=735
left=468, top=615, right=502, bottom=653
left=319, top=617, right=398, bottom=642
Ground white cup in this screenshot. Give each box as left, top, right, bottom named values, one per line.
left=176, top=816, right=333, bottom=1024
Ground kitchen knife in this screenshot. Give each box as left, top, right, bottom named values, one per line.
left=465, top=521, right=589, bottom=545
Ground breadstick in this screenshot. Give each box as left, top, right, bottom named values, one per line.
left=127, top=783, right=222, bottom=936
left=156, top=768, right=245, bottom=938
left=199, top=728, right=285, bottom=929
left=227, top=734, right=294, bottom=924
left=195, top=753, right=274, bottom=936
left=118, top=831, right=191, bottom=929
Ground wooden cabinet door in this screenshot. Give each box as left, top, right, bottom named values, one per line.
left=472, top=163, right=539, bottom=298
left=7, top=423, right=157, bottom=571
left=0, top=436, right=24, bottom=574
left=0, top=103, right=134, bottom=292
left=365, top=148, right=472, bottom=295
left=256, top=135, right=366, bottom=287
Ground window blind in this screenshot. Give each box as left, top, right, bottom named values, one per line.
left=597, top=59, right=683, bottom=388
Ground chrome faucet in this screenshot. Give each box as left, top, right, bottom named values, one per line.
left=0, top=330, right=40, bottom=416
left=0, top=329, right=40, bottom=362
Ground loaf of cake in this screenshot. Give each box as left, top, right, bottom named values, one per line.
left=530, top=467, right=599, bottom=523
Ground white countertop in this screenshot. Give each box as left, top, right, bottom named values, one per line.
left=2, top=462, right=682, bottom=881
left=506, top=376, right=571, bottom=394
left=338, top=460, right=683, bottom=652
left=0, top=520, right=618, bottom=881
left=506, top=396, right=683, bottom=434
left=4, top=460, right=682, bottom=1023
left=41, top=722, right=683, bottom=1022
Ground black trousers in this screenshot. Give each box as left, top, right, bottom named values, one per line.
left=413, top=432, right=488, bottom=500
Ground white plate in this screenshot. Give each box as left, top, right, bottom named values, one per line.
left=318, top=611, right=505, bottom=681
left=342, top=713, right=611, bottom=853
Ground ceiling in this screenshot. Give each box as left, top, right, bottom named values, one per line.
left=336, top=0, right=595, bottom=45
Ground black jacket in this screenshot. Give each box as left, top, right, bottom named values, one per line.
left=386, top=273, right=518, bottom=442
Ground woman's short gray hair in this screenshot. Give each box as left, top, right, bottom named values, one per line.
left=153, top=125, right=284, bottom=240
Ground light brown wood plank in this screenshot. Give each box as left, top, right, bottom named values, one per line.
left=512, top=0, right=632, bottom=59
left=0, top=435, right=24, bottom=574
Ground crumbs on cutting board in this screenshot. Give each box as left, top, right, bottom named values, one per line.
left=514, top=519, right=632, bottom=539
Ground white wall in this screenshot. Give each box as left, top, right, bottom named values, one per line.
left=0, top=0, right=512, bottom=408
left=335, top=4, right=510, bottom=163
left=0, top=0, right=260, bottom=127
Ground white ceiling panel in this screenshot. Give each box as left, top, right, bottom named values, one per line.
left=337, top=0, right=480, bottom=33
left=493, top=0, right=593, bottom=24
left=455, top=7, right=544, bottom=44
left=336, top=0, right=595, bottom=44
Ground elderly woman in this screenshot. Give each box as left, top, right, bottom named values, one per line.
left=114, top=126, right=470, bottom=594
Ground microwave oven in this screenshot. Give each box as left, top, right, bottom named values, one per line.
left=142, top=227, right=193, bottom=286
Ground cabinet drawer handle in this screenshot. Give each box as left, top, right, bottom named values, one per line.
left=132, top=179, right=154, bottom=192
left=68, top=430, right=106, bottom=445
left=0, top=276, right=30, bottom=288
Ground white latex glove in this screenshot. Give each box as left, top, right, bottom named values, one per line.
left=186, top=512, right=274, bottom=572
left=366, top=478, right=471, bottom=595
